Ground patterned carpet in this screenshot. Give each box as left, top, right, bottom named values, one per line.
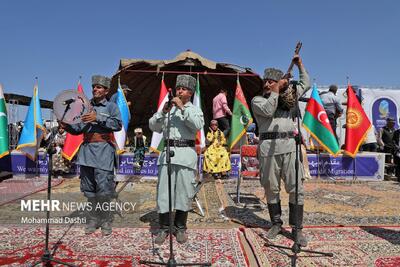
left=222, top=180, right=400, bottom=227
left=0, top=178, right=63, bottom=206
left=243, top=226, right=400, bottom=267
left=2, top=178, right=400, bottom=266
left=0, top=225, right=249, bottom=266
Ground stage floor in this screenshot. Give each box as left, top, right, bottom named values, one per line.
left=1, top=177, right=400, bottom=266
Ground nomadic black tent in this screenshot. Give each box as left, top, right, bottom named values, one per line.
left=110, top=50, right=263, bottom=139
left=4, top=93, right=53, bottom=109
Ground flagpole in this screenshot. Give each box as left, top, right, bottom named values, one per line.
left=317, top=145, right=320, bottom=180
left=346, top=76, right=357, bottom=181
left=196, top=73, right=203, bottom=183
left=34, top=77, right=40, bottom=178
left=311, top=79, right=321, bottom=180
left=78, top=75, right=82, bottom=92
left=348, top=79, right=358, bottom=181
left=116, top=75, right=121, bottom=179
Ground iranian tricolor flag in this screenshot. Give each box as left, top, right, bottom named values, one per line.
left=228, top=79, right=253, bottom=149
left=193, top=75, right=205, bottom=148
left=0, top=84, right=9, bottom=158
left=150, top=77, right=169, bottom=153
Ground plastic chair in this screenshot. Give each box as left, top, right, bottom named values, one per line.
left=236, top=145, right=260, bottom=204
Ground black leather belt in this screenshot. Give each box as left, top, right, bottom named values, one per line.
left=260, top=131, right=295, bottom=140
left=164, top=139, right=195, bottom=147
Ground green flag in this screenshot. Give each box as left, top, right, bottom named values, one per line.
left=228, top=79, right=253, bottom=149
left=0, top=84, right=9, bottom=158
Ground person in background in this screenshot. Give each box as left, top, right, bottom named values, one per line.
left=320, top=84, right=343, bottom=141
left=203, top=120, right=231, bottom=179
left=51, top=125, right=71, bottom=176
left=392, top=119, right=400, bottom=182
left=132, top=127, right=147, bottom=170
left=110, top=84, right=132, bottom=108
left=361, top=125, right=378, bottom=152
left=213, top=88, right=232, bottom=138
left=378, top=117, right=396, bottom=153
left=378, top=117, right=396, bottom=177
left=246, top=123, right=259, bottom=145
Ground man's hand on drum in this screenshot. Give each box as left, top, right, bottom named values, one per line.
left=81, top=111, right=97, bottom=123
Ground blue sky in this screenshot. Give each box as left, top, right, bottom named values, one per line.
left=1, top=0, right=399, bottom=120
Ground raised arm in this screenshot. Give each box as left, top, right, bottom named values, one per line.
left=293, top=55, right=311, bottom=97
left=251, top=93, right=279, bottom=118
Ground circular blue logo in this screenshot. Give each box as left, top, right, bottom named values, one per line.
left=372, top=97, right=398, bottom=130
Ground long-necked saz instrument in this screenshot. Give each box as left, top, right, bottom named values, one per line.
left=279, top=41, right=302, bottom=110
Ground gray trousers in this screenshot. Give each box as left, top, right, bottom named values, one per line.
left=80, top=165, right=116, bottom=198
left=156, top=164, right=197, bottom=213
left=259, top=152, right=305, bottom=205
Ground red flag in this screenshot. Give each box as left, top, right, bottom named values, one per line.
left=344, top=84, right=371, bottom=157
left=62, top=82, right=84, bottom=161
left=150, top=78, right=169, bottom=152
left=193, top=76, right=205, bottom=148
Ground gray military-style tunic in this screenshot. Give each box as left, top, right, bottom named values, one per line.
left=251, top=66, right=310, bottom=205
left=149, top=101, right=204, bottom=213
left=65, top=98, right=122, bottom=198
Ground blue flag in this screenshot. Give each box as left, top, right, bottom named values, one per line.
left=113, top=84, right=130, bottom=154
left=16, top=85, right=46, bottom=160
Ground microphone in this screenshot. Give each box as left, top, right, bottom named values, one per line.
left=167, top=88, right=174, bottom=108
left=63, top=98, right=75, bottom=105
left=298, top=97, right=310, bottom=102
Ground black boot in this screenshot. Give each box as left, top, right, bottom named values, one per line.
left=174, top=210, right=188, bottom=244
left=155, top=213, right=170, bottom=245
left=266, top=202, right=283, bottom=239
left=289, top=203, right=308, bottom=247
left=98, top=196, right=113, bottom=236
left=85, top=197, right=98, bottom=234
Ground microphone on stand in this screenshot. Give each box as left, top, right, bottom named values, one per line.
left=63, top=98, right=75, bottom=105
left=298, top=97, right=310, bottom=102
left=167, top=88, right=174, bottom=108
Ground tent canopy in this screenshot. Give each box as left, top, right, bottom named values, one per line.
left=110, top=50, right=263, bottom=139
left=5, top=93, right=53, bottom=109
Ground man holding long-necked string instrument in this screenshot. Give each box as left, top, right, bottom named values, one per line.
left=251, top=43, right=311, bottom=247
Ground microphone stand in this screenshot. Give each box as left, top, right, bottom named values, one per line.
left=265, top=87, right=333, bottom=266
left=140, top=94, right=210, bottom=267
left=32, top=102, right=76, bottom=267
